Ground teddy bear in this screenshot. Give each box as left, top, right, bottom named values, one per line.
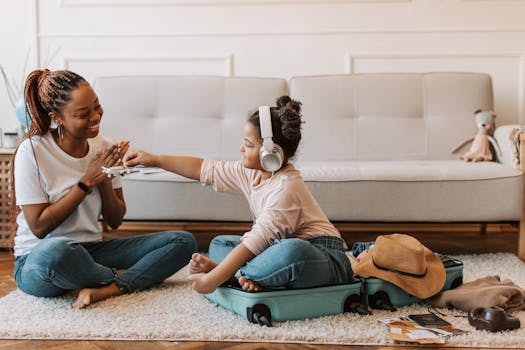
left=451, top=109, right=502, bottom=162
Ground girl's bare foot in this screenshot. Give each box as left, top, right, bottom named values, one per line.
left=238, top=276, right=262, bottom=292
left=72, top=283, right=122, bottom=309
left=189, top=253, right=217, bottom=274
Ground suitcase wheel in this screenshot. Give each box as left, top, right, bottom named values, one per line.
left=369, top=291, right=397, bottom=311
left=247, top=304, right=272, bottom=327
left=344, top=294, right=371, bottom=315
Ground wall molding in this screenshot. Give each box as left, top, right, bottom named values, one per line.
left=344, top=52, right=525, bottom=74
left=62, top=54, right=235, bottom=76
left=345, top=52, right=525, bottom=123
left=46, top=0, right=525, bottom=36
left=38, top=27, right=525, bottom=38
left=59, top=0, right=410, bottom=7
left=461, top=0, right=521, bottom=1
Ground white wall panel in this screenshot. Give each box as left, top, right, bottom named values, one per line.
left=347, top=53, right=524, bottom=125
left=39, top=0, right=525, bottom=35
left=61, top=54, right=234, bottom=83
left=2, top=0, right=525, bottom=131
left=0, top=1, right=36, bottom=132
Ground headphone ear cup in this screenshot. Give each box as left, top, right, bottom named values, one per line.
left=260, top=144, right=284, bottom=172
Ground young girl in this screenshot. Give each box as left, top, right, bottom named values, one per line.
left=11, top=69, right=197, bottom=308
left=124, top=96, right=352, bottom=293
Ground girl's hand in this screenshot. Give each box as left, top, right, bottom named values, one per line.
left=124, top=149, right=156, bottom=167
left=186, top=273, right=216, bottom=294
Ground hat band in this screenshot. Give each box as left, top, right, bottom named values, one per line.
left=372, top=257, right=427, bottom=278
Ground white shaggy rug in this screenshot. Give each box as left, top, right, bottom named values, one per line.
left=0, top=253, right=525, bottom=347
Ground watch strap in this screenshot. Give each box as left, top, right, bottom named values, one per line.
left=77, top=181, right=92, bottom=194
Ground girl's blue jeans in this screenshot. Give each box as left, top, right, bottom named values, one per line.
left=209, top=235, right=353, bottom=289
left=14, top=231, right=197, bottom=297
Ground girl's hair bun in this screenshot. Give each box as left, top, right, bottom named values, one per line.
left=276, top=95, right=302, bottom=114
left=279, top=108, right=302, bottom=141
left=274, top=96, right=302, bottom=144
left=276, top=95, right=291, bottom=108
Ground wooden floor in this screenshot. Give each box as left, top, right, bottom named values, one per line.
left=0, top=222, right=521, bottom=350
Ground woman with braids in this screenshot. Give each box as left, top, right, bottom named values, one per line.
left=12, top=69, right=197, bottom=308
left=124, top=96, right=352, bottom=294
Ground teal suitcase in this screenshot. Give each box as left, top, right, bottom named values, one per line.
left=204, top=279, right=367, bottom=326
left=364, top=254, right=464, bottom=311
left=203, top=255, right=463, bottom=325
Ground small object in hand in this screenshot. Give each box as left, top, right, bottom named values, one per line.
left=102, top=166, right=140, bottom=177
left=468, top=306, right=520, bottom=332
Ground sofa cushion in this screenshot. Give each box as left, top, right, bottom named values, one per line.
left=289, top=73, right=493, bottom=162
left=96, top=75, right=288, bottom=160
left=295, top=160, right=521, bottom=182
left=297, top=161, right=522, bottom=222
left=120, top=161, right=521, bottom=222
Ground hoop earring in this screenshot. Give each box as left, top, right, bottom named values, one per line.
left=57, top=125, right=63, bottom=143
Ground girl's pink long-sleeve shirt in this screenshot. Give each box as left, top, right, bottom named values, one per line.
left=200, top=159, right=341, bottom=255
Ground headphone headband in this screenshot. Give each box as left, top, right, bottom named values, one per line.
left=258, top=105, right=284, bottom=172
left=259, top=106, right=273, bottom=141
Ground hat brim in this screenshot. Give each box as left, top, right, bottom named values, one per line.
left=352, top=247, right=446, bottom=299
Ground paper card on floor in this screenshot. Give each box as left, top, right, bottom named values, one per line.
left=388, top=321, right=446, bottom=345
left=407, top=329, right=439, bottom=339
left=378, top=317, right=405, bottom=325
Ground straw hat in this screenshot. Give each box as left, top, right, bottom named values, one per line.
left=352, top=233, right=446, bottom=299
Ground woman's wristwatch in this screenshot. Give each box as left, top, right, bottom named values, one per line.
left=77, top=181, right=92, bottom=194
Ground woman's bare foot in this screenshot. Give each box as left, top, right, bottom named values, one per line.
left=189, top=253, right=217, bottom=274
left=238, top=276, right=262, bottom=292
left=72, top=283, right=122, bottom=309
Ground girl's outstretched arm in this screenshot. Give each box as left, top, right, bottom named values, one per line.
left=124, top=150, right=203, bottom=180
left=186, top=243, right=255, bottom=294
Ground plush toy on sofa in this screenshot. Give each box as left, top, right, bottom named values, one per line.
left=452, top=109, right=502, bottom=162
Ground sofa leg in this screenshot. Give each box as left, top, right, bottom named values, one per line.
left=518, top=217, right=525, bottom=261
left=480, top=224, right=487, bottom=235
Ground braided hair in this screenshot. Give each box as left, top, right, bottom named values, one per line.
left=248, top=95, right=303, bottom=159
left=24, top=69, right=88, bottom=137
left=7, top=70, right=89, bottom=247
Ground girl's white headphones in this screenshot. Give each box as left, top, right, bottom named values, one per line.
left=259, top=106, right=284, bottom=172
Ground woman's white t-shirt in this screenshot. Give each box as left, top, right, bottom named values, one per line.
left=13, top=131, right=122, bottom=257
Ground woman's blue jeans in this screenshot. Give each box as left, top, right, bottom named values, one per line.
left=14, top=231, right=197, bottom=297
left=209, top=235, right=353, bottom=289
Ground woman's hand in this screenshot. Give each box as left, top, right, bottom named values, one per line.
left=124, top=149, right=157, bottom=167
left=80, top=143, right=127, bottom=187
left=115, top=141, right=130, bottom=166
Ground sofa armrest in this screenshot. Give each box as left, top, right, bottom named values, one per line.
left=508, top=126, right=525, bottom=261
left=494, top=124, right=525, bottom=168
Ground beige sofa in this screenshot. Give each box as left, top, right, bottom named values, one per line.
left=95, top=73, right=524, bottom=259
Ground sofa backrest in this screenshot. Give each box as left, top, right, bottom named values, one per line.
left=289, top=73, right=494, bottom=161
left=96, top=73, right=493, bottom=162
left=95, top=75, right=288, bottom=159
